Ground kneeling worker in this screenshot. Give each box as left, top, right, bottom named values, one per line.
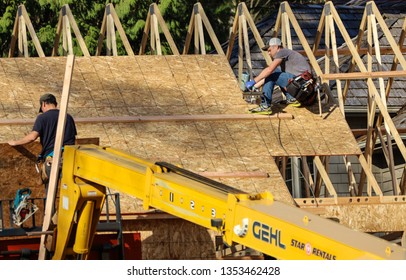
left=245, top=37, right=312, bottom=114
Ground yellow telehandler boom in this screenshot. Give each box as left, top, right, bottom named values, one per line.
left=51, top=145, right=406, bottom=260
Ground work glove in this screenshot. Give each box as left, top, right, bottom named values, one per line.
left=245, top=80, right=256, bottom=91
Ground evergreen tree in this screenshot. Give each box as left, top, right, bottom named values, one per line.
left=0, top=0, right=304, bottom=57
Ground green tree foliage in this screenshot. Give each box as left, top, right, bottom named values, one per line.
left=0, top=0, right=305, bottom=57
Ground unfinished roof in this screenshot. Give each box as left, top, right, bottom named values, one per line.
left=227, top=2, right=406, bottom=109
left=0, top=2, right=405, bottom=260
left=0, top=55, right=360, bottom=208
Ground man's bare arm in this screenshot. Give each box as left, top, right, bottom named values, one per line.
left=8, top=131, right=40, bottom=146
left=254, top=58, right=282, bottom=86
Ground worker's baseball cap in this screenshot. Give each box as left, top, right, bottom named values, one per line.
left=39, top=93, right=57, bottom=113
left=261, top=37, right=282, bottom=51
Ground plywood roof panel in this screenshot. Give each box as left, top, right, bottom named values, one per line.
left=0, top=55, right=361, bottom=208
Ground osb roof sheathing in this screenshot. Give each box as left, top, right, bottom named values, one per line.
left=0, top=55, right=361, bottom=210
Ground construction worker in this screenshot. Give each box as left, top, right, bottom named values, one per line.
left=8, top=93, right=77, bottom=191
left=245, top=37, right=312, bottom=114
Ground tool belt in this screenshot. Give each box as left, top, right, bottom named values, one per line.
left=36, top=154, right=63, bottom=184
left=286, top=70, right=317, bottom=106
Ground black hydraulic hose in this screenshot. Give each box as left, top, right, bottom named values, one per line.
left=155, top=162, right=247, bottom=195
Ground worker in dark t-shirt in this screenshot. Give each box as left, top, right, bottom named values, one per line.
left=8, top=93, right=77, bottom=189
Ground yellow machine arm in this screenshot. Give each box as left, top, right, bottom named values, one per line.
left=52, top=145, right=406, bottom=260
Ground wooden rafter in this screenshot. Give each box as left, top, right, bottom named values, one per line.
left=311, top=1, right=406, bottom=197
left=273, top=2, right=335, bottom=105
left=183, top=3, right=224, bottom=55
left=8, top=4, right=45, bottom=57
left=226, top=2, right=271, bottom=85
left=52, top=4, right=90, bottom=57
left=230, top=1, right=405, bottom=199
left=139, top=3, right=179, bottom=55
left=273, top=2, right=323, bottom=78
left=96, top=3, right=134, bottom=56
left=301, top=156, right=315, bottom=198
left=320, top=1, right=406, bottom=196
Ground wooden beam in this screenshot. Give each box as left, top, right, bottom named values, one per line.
left=139, top=7, right=151, bottom=55
left=0, top=113, right=294, bottom=126
left=327, top=2, right=406, bottom=164
left=196, top=9, right=205, bottom=54
left=197, top=3, right=224, bottom=55
left=20, top=5, right=45, bottom=57
left=343, top=155, right=357, bottom=196
left=327, top=10, right=345, bottom=114
left=238, top=11, right=243, bottom=85
left=295, top=196, right=406, bottom=232
left=282, top=3, right=323, bottom=77
left=312, top=8, right=325, bottom=54
left=370, top=2, right=406, bottom=69
left=151, top=3, right=179, bottom=55
left=96, top=7, right=107, bottom=56
left=400, top=169, right=406, bottom=195
left=241, top=13, right=253, bottom=77
left=384, top=15, right=406, bottom=100
left=299, top=46, right=406, bottom=57
left=151, top=7, right=160, bottom=54
left=9, top=5, right=45, bottom=57
left=140, top=3, right=179, bottom=55
left=301, top=156, right=315, bottom=198
left=241, top=3, right=271, bottom=65
left=352, top=128, right=406, bottom=138
left=38, top=54, right=75, bottom=260
left=183, top=8, right=195, bottom=54
left=321, top=70, right=406, bottom=80
left=62, top=7, right=73, bottom=55
left=52, top=10, right=63, bottom=56
left=108, top=4, right=134, bottom=56
left=107, top=11, right=117, bottom=55
left=95, top=4, right=134, bottom=56
left=64, top=5, right=90, bottom=56
left=197, top=171, right=269, bottom=178
left=344, top=7, right=367, bottom=100
left=8, top=7, right=19, bottom=57
left=19, top=11, right=28, bottom=57
left=357, top=154, right=383, bottom=197
left=295, top=196, right=406, bottom=207
left=314, top=156, right=337, bottom=202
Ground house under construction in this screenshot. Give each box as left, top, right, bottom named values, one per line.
left=0, top=1, right=405, bottom=260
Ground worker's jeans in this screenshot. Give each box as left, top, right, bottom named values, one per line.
left=44, top=156, right=62, bottom=215
left=262, top=71, right=296, bottom=106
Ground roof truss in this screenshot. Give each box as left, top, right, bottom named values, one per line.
left=8, top=4, right=45, bottom=57
left=183, top=3, right=224, bottom=55
left=96, top=3, right=134, bottom=56
left=139, top=3, right=179, bottom=55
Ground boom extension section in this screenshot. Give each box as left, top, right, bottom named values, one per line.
left=52, top=145, right=406, bottom=260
